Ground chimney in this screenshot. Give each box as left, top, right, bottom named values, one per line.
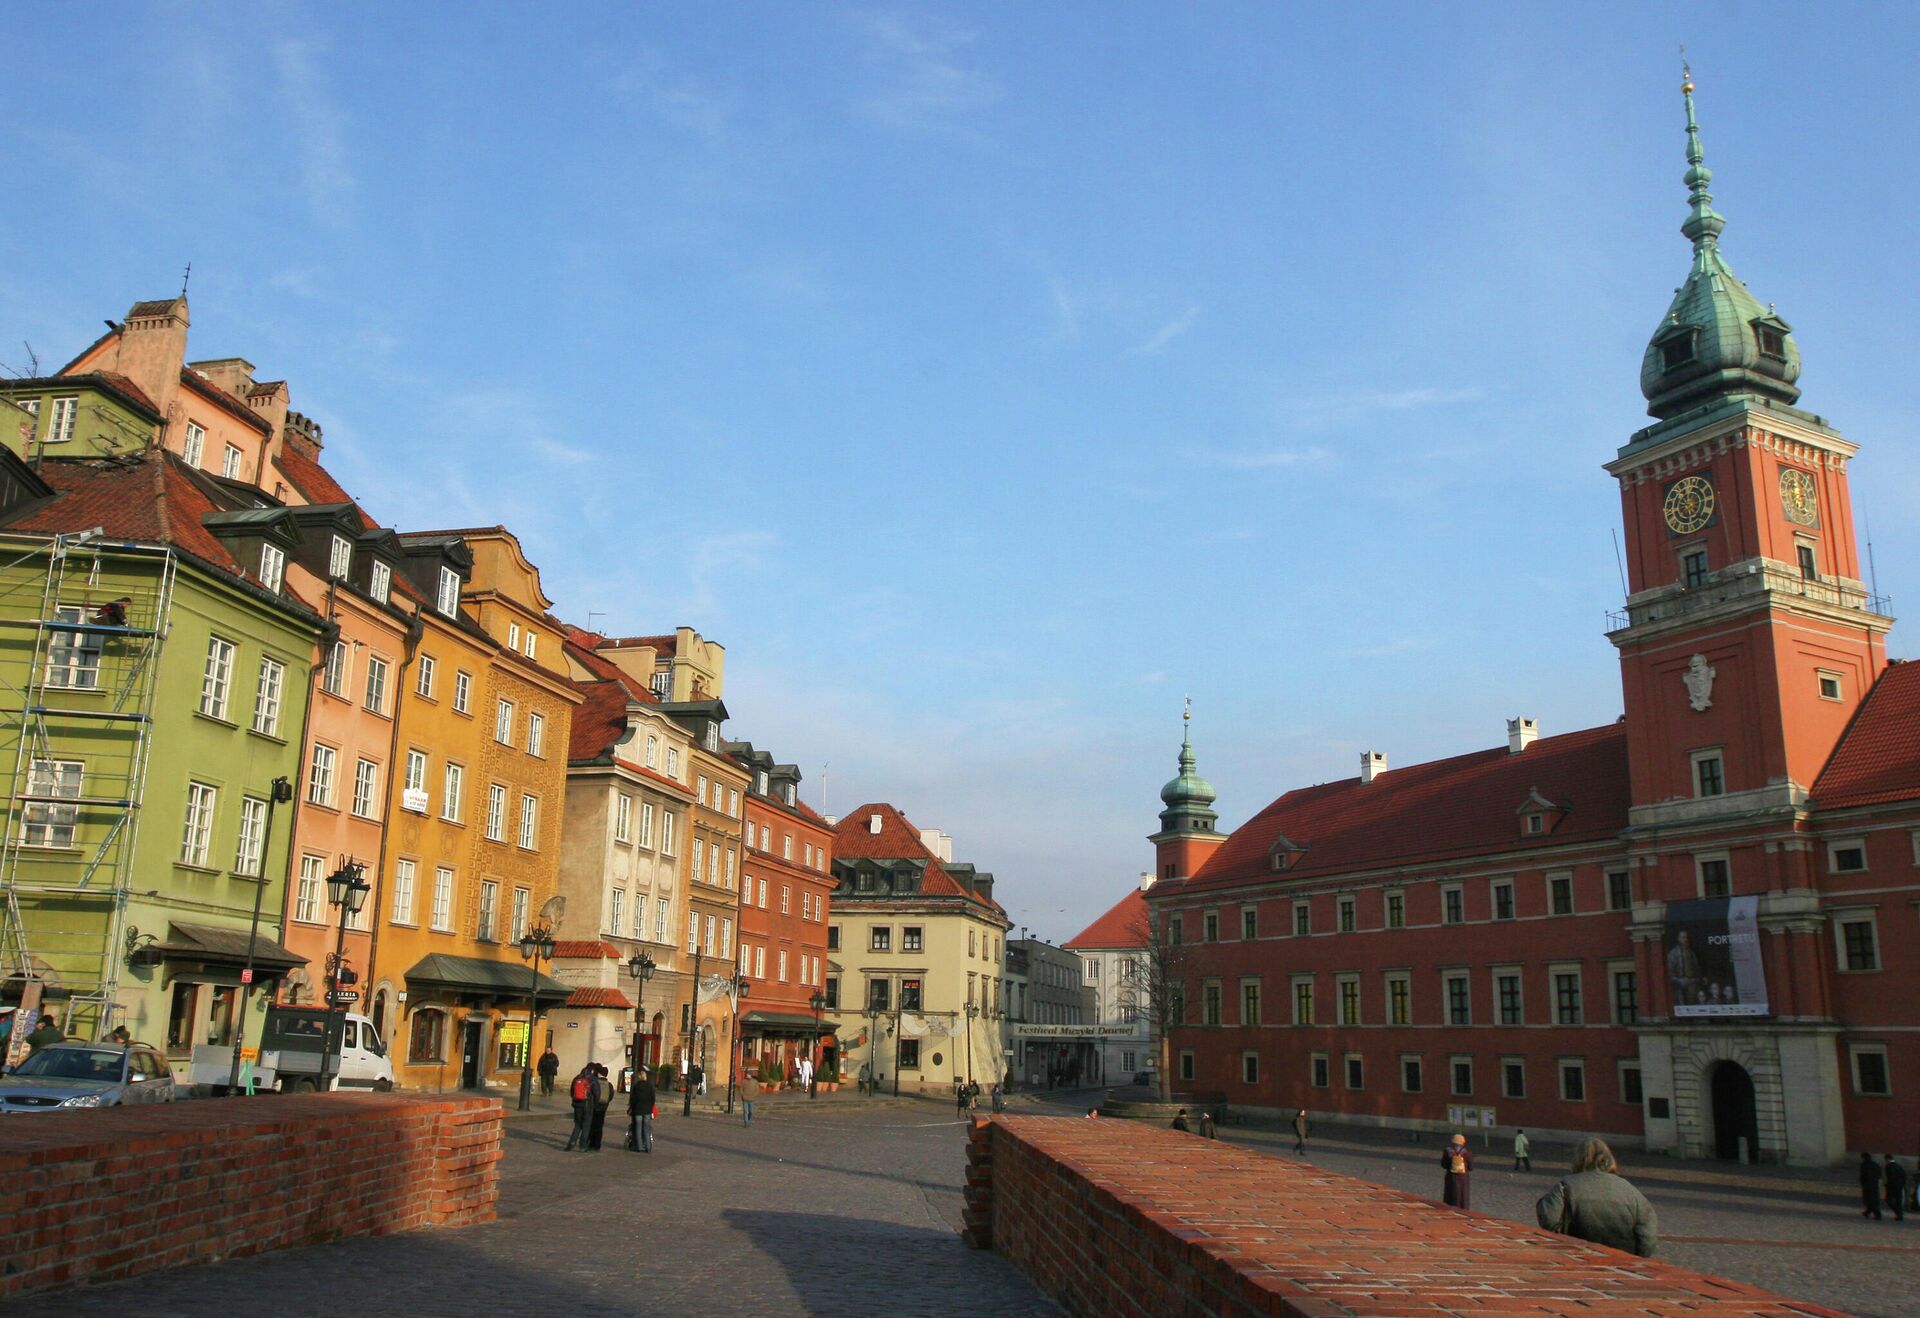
left=1138, top=870, right=1154, bottom=892
left=868, top=812, right=883, bottom=835
left=189, top=357, right=256, bottom=399
left=107, top=297, right=190, bottom=425
left=1360, top=751, right=1387, bottom=784
left=823, top=814, right=839, bottom=827
left=918, top=829, right=953, bottom=863
left=1507, top=717, right=1538, bottom=754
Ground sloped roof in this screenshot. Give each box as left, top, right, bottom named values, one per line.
left=1183, top=722, right=1632, bottom=891
left=1064, top=885, right=1150, bottom=951
left=553, top=940, right=622, bottom=960
left=1813, top=661, right=1920, bottom=809
left=833, top=803, right=1006, bottom=914
left=4, top=453, right=252, bottom=584
left=564, top=987, right=634, bottom=1010
left=275, top=444, right=378, bottom=529
left=180, top=369, right=271, bottom=434
left=564, top=631, right=663, bottom=764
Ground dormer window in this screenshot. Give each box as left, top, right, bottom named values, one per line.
left=756, top=771, right=769, bottom=795
left=368, top=561, right=391, bottom=604
left=508, top=623, right=521, bottom=651
left=1752, top=317, right=1789, bottom=360
left=1660, top=335, right=1694, bottom=370
left=782, top=784, right=795, bottom=806
left=1525, top=813, right=1545, bottom=835
left=328, top=535, right=352, bottom=580
left=259, top=544, right=285, bottom=593
left=436, top=567, right=460, bottom=616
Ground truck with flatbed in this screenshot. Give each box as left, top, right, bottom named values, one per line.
left=187, top=1004, right=394, bottom=1094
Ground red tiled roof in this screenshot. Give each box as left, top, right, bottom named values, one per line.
left=93, top=372, right=160, bottom=416
left=128, top=298, right=183, bottom=319
left=553, top=941, right=622, bottom=960
left=1064, top=885, right=1151, bottom=951
left=1813, top=661, right=1920, bottom=809
left=1185, top=722, right=1632, bottom=891
left=6, top=454, right=246, bottom=580
left=568, top=678, right=635, bottom=762
left=833, top=803, right=1005, bottom=914
left=564, top=987, right=634, bottom=1010
left=275, top=445, right=378, bottom=529
left=605, top=634, right=674, bottom=651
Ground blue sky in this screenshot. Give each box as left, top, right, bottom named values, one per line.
left=5, top=5, right=1917, bottom=944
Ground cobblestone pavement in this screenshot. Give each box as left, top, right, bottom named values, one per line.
left=23, top=1092, right=1060, bottom=1318
left=1037, top=1088, right=1919, bottom=1318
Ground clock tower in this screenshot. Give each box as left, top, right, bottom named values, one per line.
left=1606, top=71, right=1894, bottom=829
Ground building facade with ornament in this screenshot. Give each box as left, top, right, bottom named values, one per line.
left=1145, top=80, right=1918, bottom=1166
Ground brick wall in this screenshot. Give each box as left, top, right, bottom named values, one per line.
left=0, top=1093, right=500, bottom=1300
left=963, top=1116, right=1845, bottom=1317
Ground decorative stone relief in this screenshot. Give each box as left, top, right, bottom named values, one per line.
left=1683, top=654, right=1716, bottom=711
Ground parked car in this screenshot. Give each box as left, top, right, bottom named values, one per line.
left=0, top=1041, right=176, bottom=1111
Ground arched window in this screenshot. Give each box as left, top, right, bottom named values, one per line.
left=409, top=1008, right=446, bottom=1065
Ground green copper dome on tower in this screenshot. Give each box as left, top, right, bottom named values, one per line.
left=1639, top=67, right=1801, bottom=421
left=1158, top=714, right=1218, bottom=835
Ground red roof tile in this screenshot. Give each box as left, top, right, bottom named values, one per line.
left=180, top=369, right=271, bottom=435
left=275, top=445, right=378, bottom=529
left=553, top=941, right=622, bottom=960
left=1813, top=661, right=1920, bottom=809
left=1185, top=722, right=1632, bottom=890
left=1064, top=885, right=1151, bottom=951
left=833, top=803, right=1004, bottom=914
left=7, top=454, right=245, bottom=580
left=564, top=987, right=634, bottom=1010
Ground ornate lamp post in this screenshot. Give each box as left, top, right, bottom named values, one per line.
left=626, top=951, right=656, bottom=1090
left=725, top=976, right=751, bottom=1115
left=808, top=991, right=825, bottom=1098
left=320, top=860, right=370, bottom=1092
left=516, top=924, right=556, bottom=1111
left=864, top=999, right=880, bottom=1098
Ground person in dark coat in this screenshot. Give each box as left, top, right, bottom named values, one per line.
left=627, top=1069, right=657, bottom=1152
left=1860, top=1152, right=1885, bottom=1220
left=1442, top=1134, right=1474, bottom=1210
left=24, top=1014, right=62, bottom=1057
left=1884, top=1156, right=1908, bottom=1222
left=563, top=1065, right=594, bottom=1151
left=1535, top=1138, right=1658, bottom=1257
left=588, top=1064, right=614, bottom=1150
left=536, top=1047, right=559, bottom=1097
left=1170, top=1108, right=1190, bottom=1132
left=1198, top=1110, right=1217, bottom=1139
left=1292, top=1109, right=1310, bottom=1155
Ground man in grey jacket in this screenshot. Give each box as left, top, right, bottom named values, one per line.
left=1536, top=1138, right=1658, bottom=1257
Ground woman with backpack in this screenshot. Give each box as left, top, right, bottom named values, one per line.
left=563, top=1065, right=594, bottom=1151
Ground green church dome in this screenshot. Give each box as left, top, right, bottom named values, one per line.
left=1640, top=69, right=1801, bottom=421
left=1160, top=734, right=1216, bottom=810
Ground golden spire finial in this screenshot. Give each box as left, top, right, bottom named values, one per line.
left=1680, top=46, right=1693, bottom=94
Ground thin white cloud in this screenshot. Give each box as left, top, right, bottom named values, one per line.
left=1133, top=305, right=1201, bottom=355
left=272, top=40, right=355, bottom=229
left=1192, top=446, right=1333, bottom=471
left=856, top=12, right=1001, bottom=135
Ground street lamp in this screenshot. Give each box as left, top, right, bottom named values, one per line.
left=864, top=999, right=881, bottom=1098
left=964, top=1000, right=979, bottom=1088
left=517, top=923, right=556, bottom=1111
left=725, top=976, right=751, bottom=1115
left=321, top=860, right=370, bottom=1092
left=626, top=951, right=656, bottom=1092
left=808, top=991, right=825, bottom=1098
left=227, top=774, right=293, bottom=1093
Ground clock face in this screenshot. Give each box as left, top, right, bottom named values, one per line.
left=1779, top=467, right=1819, bottom=527
left=1663, top=475, right=1716, bottom=535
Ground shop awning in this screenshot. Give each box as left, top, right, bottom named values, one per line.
left=741, top=1010, right=839, bottom=1034
left=160, top=923, right=306, bottom=977
left=404, top=953, right=572, bottom=1007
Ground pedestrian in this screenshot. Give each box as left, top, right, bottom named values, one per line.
left=1513, top=1128, right=1532, bottom=1172
left=1171, top=1107, right=1190, bottom=1132
left=990, top=1083, right=1004, bottom=1113
left=1441, top=1134, right=1474, bottom=1210
left=628, top=1066, right=657, bottom=1153
left=108, top=1025, right=132, bottom=1045
left=797, top=1055, right=814, bottom=1092
left=691, top=1062, right=706, bottom=1096
left=1534, top=1138, right=1658, bottom=1257
left=563, top=1065, right=594, bottom=1151
left=536, top=1046, right=559, bottom=1098
left=1884, top=1155, right=1908, bottom=1223
left=1292, top=1108, right=1311, bottom=1155
left=1084, top=1107, right=1098, bottom=1119
left=955, top=1082, right=968, bottom=1117
left=1860, top=1152, right=1885, bottom=1221
left=1198, top=1110, right=1217, bottom=1139
left=588, top=1064, right=614, bottom=1151
left=739, top=1068, right=760, bottom=1125
left=25, top=1014, right=62, bottom=1056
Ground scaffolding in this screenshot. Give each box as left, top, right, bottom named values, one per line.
left=0, top=531, right=173, bottom=1040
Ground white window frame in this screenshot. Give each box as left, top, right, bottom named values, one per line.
left=222, top=443, right=244, bottom=480
left=46, top=396, right=78, bottom=444
left=1441, top=883, right=1465, bottom=925
left=1691, top=747, right=1726, bottom=799
left=508, top=622, right=521, bottom=652
left=391, top=858, right=417, bottom=925
left=436, top=566, right=460, bottom=616
left=404, top=749, right=428, bottom=806
left=639, top=801, right=655, bottom=848
left=1501, top=1055, right=1527, bottom=1100
left=1849, top=1042, right=1892, bottom=1096
left=22, top=758, right=83, bottom=848
left=1558, top=1058, right=1587, bottom=1103
left=415, top=654, right=436, bottom=699
left=452, top=670, right=471, bottom=714
left=180, top=782, right=217, bottom=867
left=1385, top=970, right=1411, bottom=1026
left=45, top=605, right=102, bottom=690
left=306, top=743, right=336, bottom=807
left=259, top=543, right=285, bottom=592
left=1449, top=1054, right=1474, bottom=1097
left=495, top=699, right=514, bottom=745
left=485, top=784, right=506, bottom=841
left=295, top=854, right=325, bottom=923
left=1826, top=838, right=1868, bottom=875
left=431, top=867, right=455, bottom=932
left=369, top=560, right=391, bottom=603
left=1550, top=962, right=1584, bottom=1025
left=442, top=762, right=464, bottom=822
left=1336, top=973, right=1361, bottom=1026
left=615, top=793, right=634, bottom=843
left=1400, top=1053, right=1424, bottom=1094
left=527, top=711, right=544, bottom=757
left=251, top=656, right=285, bottom=736
left=661, top=811, right=675, bottom=855
left=1695, top=852, right=1733, bottom=899
left=1548, top=870, right=1574, bottom=916
left=321, top=639, right=349, bottom=698
left=233, top=794, right=267, bottom=875
left=364, top=655, right=390, bottom=716
left=609, top=887, right=624, bottom=937
left=351, top=758, right=380, bottom=820
left=1443, top=970, right=1471, bottom=1025
left=512, top=887, right=530, bottom=942
left=200, top=635, right=236, bottom=719
left=183, top=421, right=206, bottom=467
left=328, top=534, right=353, bottom=580
left=1290, top=974, right=1315, bottom=1025
left=1491, top=878, right=1515, bottom=921
left=1832, top=909, right=1880, bottom=973
left=1816, top=669, right=1844, bottom=702
left=1292, top=901, right=1310, bottom=937
left=518, top=794, right=539, bottom=850
left=477, top=880, right=498, bottom=942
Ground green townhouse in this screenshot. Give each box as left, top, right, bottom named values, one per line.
left=0, top=372, right=326, bottom=1072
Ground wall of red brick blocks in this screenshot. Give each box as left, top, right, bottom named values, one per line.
left=0, top=1092, right=501, bottom=1301
left=964, top=1116, right=1846, bottom=1317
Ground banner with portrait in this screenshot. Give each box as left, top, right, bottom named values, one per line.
left=1664, top=896, right=1768, bottom=1017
